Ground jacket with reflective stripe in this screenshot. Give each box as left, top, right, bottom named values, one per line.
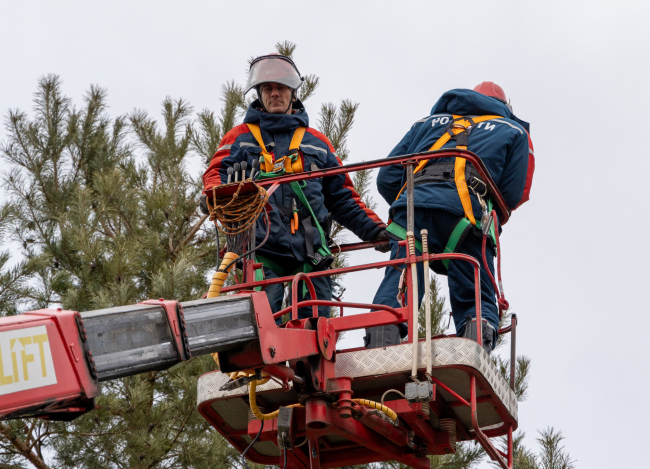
left=377, top=89, right=535, bottom=222
left=203, top=99, right=385, bottom=263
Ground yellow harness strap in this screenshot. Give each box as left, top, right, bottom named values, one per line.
left=247, top=123, right=274, bottom=173
left=288, top=127, right=306, bottom=173
left=395, top=114, right=502, bottom=226
left=289, top=127, right=306, bottom=152
left=246, top=123, right=306, bottom=174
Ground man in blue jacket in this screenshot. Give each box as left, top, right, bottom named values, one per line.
left=365, top=82, right=534, bottom=353
left=203, top=54, right=386, bottom=321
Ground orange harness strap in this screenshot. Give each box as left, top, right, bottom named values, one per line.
left=395, top=114, right=502, bottom=226
left=246, top=123, right=305, bottom=175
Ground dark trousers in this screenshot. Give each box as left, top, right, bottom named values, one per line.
left=370, top=208, right=498, bottom=339
left=263, top=262, right=332, bottom=325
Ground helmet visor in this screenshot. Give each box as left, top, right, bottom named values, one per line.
left=245, top=55, right=303, bottom=94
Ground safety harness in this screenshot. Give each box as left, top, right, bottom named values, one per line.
left=248, top=123, right=305, bottom=177
left=387, top=115, right=501, bottom=270
left=246, top=123, right=333, bottom=290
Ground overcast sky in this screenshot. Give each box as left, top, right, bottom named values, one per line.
left=2, top=1, right=649, bottom=467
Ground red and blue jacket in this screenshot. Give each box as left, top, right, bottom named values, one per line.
left=203, top=99, right=386, bottom=264
left=377, top=89, right=535, bottom=223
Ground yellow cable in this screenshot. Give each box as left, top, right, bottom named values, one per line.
left=352, top=398, right=399, bottom=423
left=246, top=383, right=395, bottom=423
left=207, top=251, right=238, bottom=299
left=249, top=379, right=301, bottom=420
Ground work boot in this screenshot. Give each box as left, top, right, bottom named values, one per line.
left=364, top=325, right=401, bottom=349
left=460, top=319, right=496, bottom=355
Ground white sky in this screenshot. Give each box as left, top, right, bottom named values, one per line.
left=2, top=1, right=649, bottom=467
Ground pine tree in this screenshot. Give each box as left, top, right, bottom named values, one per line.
left=0, top=75, right=245, bottom=468
left=0, top=41, right=375, bottom=468
left=0, top=205, right=50, bottom=469
left=493, top=428, right=574, bottom=469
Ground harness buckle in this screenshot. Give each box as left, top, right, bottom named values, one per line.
left=468, top=176, right=487, bottom=198
left=273, top=161, right=285, bottom=173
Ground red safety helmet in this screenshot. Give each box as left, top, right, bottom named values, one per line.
left=473, top=81, right=512, bottom=112
left=245, top=53, right=304, bottom=94
left=473, top=81, right=507, bottom=103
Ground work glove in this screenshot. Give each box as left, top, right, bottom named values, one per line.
left=373, top=229, right=391, bottom=253
left=199, top=194, right=209, bottom=215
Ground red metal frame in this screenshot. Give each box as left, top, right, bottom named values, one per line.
left=0, top=299, right=192, bottom=421
left=203, top=150, right=520, bottom=468
left=248, top=149, right=512, bottom=225
left=0, top=150, right=518, bottom=466
left=0, top=309, right=100, bottom=420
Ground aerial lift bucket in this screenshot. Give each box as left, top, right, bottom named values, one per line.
left=0, top=150, right=520, bottom=468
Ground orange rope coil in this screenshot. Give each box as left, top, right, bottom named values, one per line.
left=207, top=182, right=268, bottom=236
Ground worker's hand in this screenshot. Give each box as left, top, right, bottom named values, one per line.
left=199, top=194, right=209, bottom=215
left=374, top=229, right=391, bottom=253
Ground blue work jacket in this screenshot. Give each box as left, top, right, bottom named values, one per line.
left=378, top=89, right=535, bottom=223
left=204, top=99, right=385, bottom=264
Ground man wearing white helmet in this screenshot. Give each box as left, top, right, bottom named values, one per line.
left=203, top=54, right=387, bottom=321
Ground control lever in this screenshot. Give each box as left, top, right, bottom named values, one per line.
left=240, top=161, right=247, bottom=181
left=218, top=369, right=262, bottom=392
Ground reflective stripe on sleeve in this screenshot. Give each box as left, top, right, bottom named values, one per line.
left=491, top=119, right=524, bottom=134
left=299, top=144, right=327, bottom=153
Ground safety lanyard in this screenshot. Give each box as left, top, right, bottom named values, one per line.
left=288, top=181, right=331, bottom=260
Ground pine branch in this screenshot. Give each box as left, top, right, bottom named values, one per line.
left=0, top=423, right=50, bottom=469
left=418, top=275, right=449, bottom=338
left=298, top=74, right=320, bottom=102
left=274, top=40, right=297, bottom=58
left=219, top=81, right=245, bottom=134
left=536, top=428, right=574, bottom=469
left=352, top=168, right=377, bottom=211
left=317, top=100, right=358, bottom=161
left=173, top=214, right=208, bottom=254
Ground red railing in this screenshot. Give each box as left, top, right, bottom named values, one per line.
left=219, top=149, right=517, bottom=469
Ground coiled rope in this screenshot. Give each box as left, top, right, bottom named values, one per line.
left=207, top=182, right=268, bottom=236
left=205, top=181, right=269, bottom=302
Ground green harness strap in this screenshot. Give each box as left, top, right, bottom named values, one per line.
left=441, top=219, right=472, bottom=269
left=386, top=220, right=470, bottom=270
left=255, top=253, right=314, bottom=296
left=385, top=222, right=423, bottom=253
left=252, top=180, right=330, bottom=297
left=246, top=127, right=330, bottom=296
left=288, top=181, right=332, bottom=262
left=386, top=201, right=497, bottom=270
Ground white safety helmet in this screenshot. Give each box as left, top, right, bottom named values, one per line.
left=245, top=53, right=304, bottom=95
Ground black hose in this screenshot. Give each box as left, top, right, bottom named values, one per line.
left=221, top=210, right=271, bottom=273
left=281, top=448, right=288, bottom=469
left=241, top=422, right=264, bottom=469
left=215, top=224, right=220, bottom=268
